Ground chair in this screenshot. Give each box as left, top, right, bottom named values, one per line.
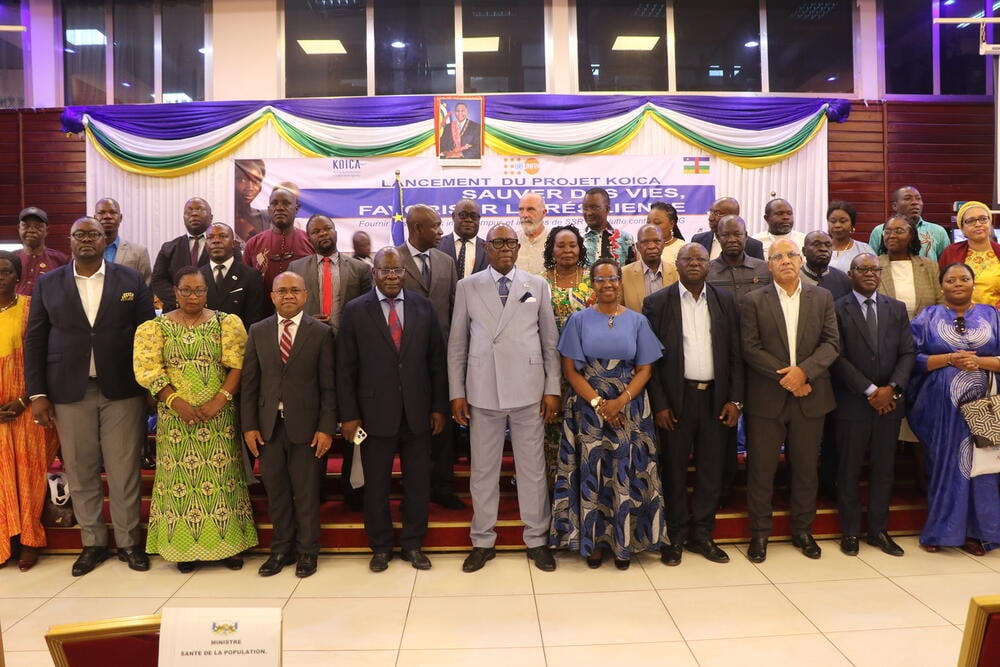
left=958, top=595, right=1000, bottom=667
left=45, top=614, right=160, bottom=667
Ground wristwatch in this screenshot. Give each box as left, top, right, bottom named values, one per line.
left=890, top=383, right=903, bottom=401
left=590, top=396, right=603, bottom=409
left=729, top=401, right=744, bottom=411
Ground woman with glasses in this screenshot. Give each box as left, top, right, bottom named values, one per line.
left=877, top=214, right=943, bottom=320
left=133, top=267, right=257, bottom=572
left=907, top=262, right=1000, bottom=555
left=937, top=201, right=1000, bottom=306
left=550, top=258, right=665, bottom=570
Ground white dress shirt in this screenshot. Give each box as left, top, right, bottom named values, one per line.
left=452, top=234, right=477, bottom=279
left=776, top=281, right=802, bottom=367
left=74, top=260, right=106, bottom=377
left=516, top=227, right=549, bottom=276
left=211, top=256, right=234, bottom=283
left=276, top=310, right=304, bottom=410
left=754, top=230, right=806, bottom=258
left=680, top=284, right=714, bottom=381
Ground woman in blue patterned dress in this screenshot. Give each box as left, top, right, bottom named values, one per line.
left=550, top=258, right=665, bottom=569
left=907, top=263, right=1000, bottom=555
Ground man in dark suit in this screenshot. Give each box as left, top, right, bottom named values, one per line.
left=741, top=238, right=839, bottom=562
left=25, top=217, right=154, bottom=576
left=832, top=253, right=914, bottom=557
left=801, top=231, right=852, bottom=300
left=397, top=204, right=464, bottom=510
left=337, top=247, right=449, bottom=572
left=151, top=197, right=213, bottom=311
left=242, top=272, right=337, bottom=578
left=200, top=223, right=265, bottom=329
left=438, top=199, right=488, bottom=280
left=645, top=243, right=743, bottom=566
left=692, top=197, right=764, bottom=261
left=288, top=214, right=372, bottom=332
left=438, top=102, right=482, bottom=159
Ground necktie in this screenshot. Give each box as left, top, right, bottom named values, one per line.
left=498, top=276, right=510, bottom=306
left=190, top=235, right=203, bottom=265
left=386, top=298, right=402, bottom=351
left=457, top=239, right=467, bottom=279
left=279, top=318, right=294, bottom=364
left=214, top=264, right=225, bottom=287
left=864, top=298, right=878, bottom=346
left=321, top=257, right=333, bottom=317
left=417, top=253, right=431, bottom=286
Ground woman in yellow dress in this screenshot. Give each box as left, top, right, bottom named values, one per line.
left=937, top=200, right=1000, bottom=306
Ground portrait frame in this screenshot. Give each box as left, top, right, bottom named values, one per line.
left=958, top=595, right=1000, bottom=666
left=435, top=95, right=485, bottom=166
left=46, top=614, right=161, bottom=667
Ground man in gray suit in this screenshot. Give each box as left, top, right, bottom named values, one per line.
left=448, top=224, right=561, bottom=573
left=397, top=205, right=465, bottom=510
left=289, top=214, right=372, bottom=332
left=741, top=238, right=839, bottom=563
left=95, top=198, right=152, bottom=285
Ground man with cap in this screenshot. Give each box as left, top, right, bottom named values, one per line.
left=16, top=207, right=69, bottom=296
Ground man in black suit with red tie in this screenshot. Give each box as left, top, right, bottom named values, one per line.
left=151, top=197, right=213, bottom=311
left=242, top=272, right=337, bottom=578
left=200, top=223, right=265, bottom=329
left=832, top=253, right=914, bottom=557
left=337, top=247, right=449, bottom=572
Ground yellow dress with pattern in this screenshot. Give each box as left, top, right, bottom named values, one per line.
left=964, top=249, right=1000, bottom=307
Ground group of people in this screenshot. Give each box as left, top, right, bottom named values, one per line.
left=1, top=183, right=997, bottom=580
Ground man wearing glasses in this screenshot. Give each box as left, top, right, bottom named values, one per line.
left=25, top=217, right=154, bottom=576
left=439, top=199, right=488, bottom=280
left=740, top=238, right=839, bottom=563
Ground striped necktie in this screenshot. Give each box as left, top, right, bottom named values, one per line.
left=280, top=318, right=294, bottom=363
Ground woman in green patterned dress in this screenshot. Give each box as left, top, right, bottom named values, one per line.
left=542, top=225, right=594, bottom=479
left=133, top=267, right=257, bottom=572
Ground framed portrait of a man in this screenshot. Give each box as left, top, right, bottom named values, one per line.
left=436, top=96, right=484, bottom=165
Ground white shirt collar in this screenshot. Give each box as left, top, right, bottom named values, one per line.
left=488, top=265, right=514, bottom=281
left=73, top=260, right=106, bottom=279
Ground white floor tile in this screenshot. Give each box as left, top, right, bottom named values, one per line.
left=892, top=572, right=1000, bottom=624
left=638, top=547, right=770, bottom=590
left=749, top=542, right=882, bottom=583
left=56, top=556, right=191, bottom=598
left=293, top=555, right=415, bottom=598
left=544, top=641, right=698, bottom=666
left=401, top=595, right=541, bottom=649
left=0, top=556, right=80, bottom=598
left=0, top=599, right=47, bottom=632
left=159, top=598, right=287, bottom=610
left=660, top=584, right=815, bottom=641
left=778, top=578, right=950, bottom=632
left=856, top=537, right=994, bottom=577
left=282, top=597, right=409, bottom=650
left=281, top=650, right=397, bottom=666
left=1, top=597, right=166, bottom=652
left=172, top=555, right=301, bottom=598
left=826, top=625, right=964, bottom=667
left=529, top=551, right=654, bottom=594
left=537, top=590, right=681, bottom=646
left=688, top=634, right=852, bottom=667
left=397, top=647, right=547, bottom=666
left=1, top=650, right=58, bottom=667
left=412, top=553, right=532, bottom=596
left=977, top=547, right=1000, bottom=572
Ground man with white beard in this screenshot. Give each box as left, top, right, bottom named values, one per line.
left=515, top=193, right=549, bottom=275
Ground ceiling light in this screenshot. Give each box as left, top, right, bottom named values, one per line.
left=390, top=40, right=406, bottom=48
left=744, top=40, right=759, bottom=48
left=611, top=35, right=660, bottom=51
left=65, top=29, right=107, bottom=46
left=297, top=39, right=347, bottom=55
left=463, top=36, right=500, bottom=52
left=0, top=25, right=27, bottom=32
left=826, top=75, right=837, bottom=81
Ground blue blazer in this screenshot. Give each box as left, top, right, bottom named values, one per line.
left=25, top=262, right=154, bottom=403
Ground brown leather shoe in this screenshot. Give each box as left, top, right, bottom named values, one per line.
left=18, top=545, right=39, bottom=572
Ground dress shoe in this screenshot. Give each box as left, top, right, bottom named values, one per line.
left=660, top=544, right=682, bottom=566
left=431, top=493, right=467, bottom=510
left=369, top=551, right=393, bottom=572
left=296, top=553, right=318, bottom=578
left=18, top=545, right=39, bottom=572
left=526, top=546, right=556, bottom=572
left=685, top=539, right=730, bottom=564
left=586, top=554, right=603, bottom=569
left=177, top=561, right=197, bottom=573
left=118, top=547, right=150, bottom=572
left=840, top=535, right=859, bottom=556
left=791, top=533, right=822, bottom=559
left=345, top=491, right=364, bottom=512
left=72, top=547, right=109, bottom=577
left=962, top=538, right=987, bottom=557
left=462, top=547, right=496, bottom=573
left=614, top=558, right=630, bottom=570
left=221, top=556, right=244, bottom=570
left=866, top=531, right=904, bottom=557
left=401, top=549, right=432, bottom=570
left=258, top=552, right=295, bottom=577
left=747, top=537, right=768, bottom=563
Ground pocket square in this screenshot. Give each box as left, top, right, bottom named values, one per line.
left=120, top=292, right=134, bottom=302
left=520, top=292, right=536, bottom=303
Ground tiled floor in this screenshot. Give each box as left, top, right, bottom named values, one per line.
left=3, top=536, right=995, bottom=666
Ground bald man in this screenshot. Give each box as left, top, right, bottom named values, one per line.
left=692, top=197, right=764, bottom=261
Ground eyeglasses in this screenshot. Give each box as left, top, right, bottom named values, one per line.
left=963, top=215, right=992, bottom=227
left=176, top=287, right=208, bottom=297
left=272, top=287, right=306, bottom=296
left=852, top=267, right=883, bottom=275
left=488, top=238, right=519, bottom=250
left=883, top=227, right=910, bottom=237
left=455, top=211, right=481, bottom=220
left=375, top=267, right=406, bottom=276
left=71, top=231, right=103, bottom=241
left=592, top=275, right=621, bottom=284
left=954, top=316, right=967, bottom=335
left=768, top=252, right=801, bottom=262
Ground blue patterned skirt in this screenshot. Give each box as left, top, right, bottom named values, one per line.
left=549, top=358, right=666, bottom=559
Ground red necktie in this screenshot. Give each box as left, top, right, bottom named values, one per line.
left=190, top=236, right=202, bottom=265
left=321, top=257, right=333, bottom=317
left=451, top=119, right=461, bottom=147
left=386, top=298, right=402, bottom=351
left=280, top=318, right=294, bottom=363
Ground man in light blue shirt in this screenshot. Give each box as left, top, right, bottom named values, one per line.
left=867, top=186, right=950, bottom=260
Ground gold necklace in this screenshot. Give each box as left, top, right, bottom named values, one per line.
left=0, top=295, right=17, bottom=313
left=551, top=267, right=581, bottom=286
left=176, top=309, right=204, bottom=328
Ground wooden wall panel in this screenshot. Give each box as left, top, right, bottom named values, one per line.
left=828, top=102, right=887, bottom=238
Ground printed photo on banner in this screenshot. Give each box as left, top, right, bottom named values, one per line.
left=436, top=96, right=484, bottom=165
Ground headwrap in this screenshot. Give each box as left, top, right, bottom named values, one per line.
left=956, top=200, right=991, bottom=225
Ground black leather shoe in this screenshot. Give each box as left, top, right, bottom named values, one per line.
left=840, top=536, right=859, bottom=556
left=462, top=547, right=496, bottom=573
left=117, top=547, right=150, bottom=572
left=431, top=493, right=467, bottom=510
left=369, top=551, right=393, bottom=572
left=867, top=531, right=904, bottom=557
left=221, top=556, right=244, bottom=570
left=401, top=549, right=432, bottom=570
left=747, top=537, right=767, bottom=563
left=791, top=533, right=822, bottom=559
left=685, top=539, right=730, bottom=564
left=526, top=546, right=556, bottom=572
left=296, top=553, right=318, bottom=578
left=72, top=547, right=109, bottom=577
left=614, top=558, right=630, bottom=570
left=258, top=552, right=295, bottom=577
left=660, top=544, right=682, bottom=566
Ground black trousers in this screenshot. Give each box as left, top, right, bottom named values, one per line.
left=430, top=419, right=455, bottom=497
left=259, top=416, right=323, bottom=555
left=836, top=410, right=902, bottom=536
left=746, top=400, right=824, bottom=538
left=362, top=412, right=431, bottom=552
left=660, top=384, right=729, bottom=543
